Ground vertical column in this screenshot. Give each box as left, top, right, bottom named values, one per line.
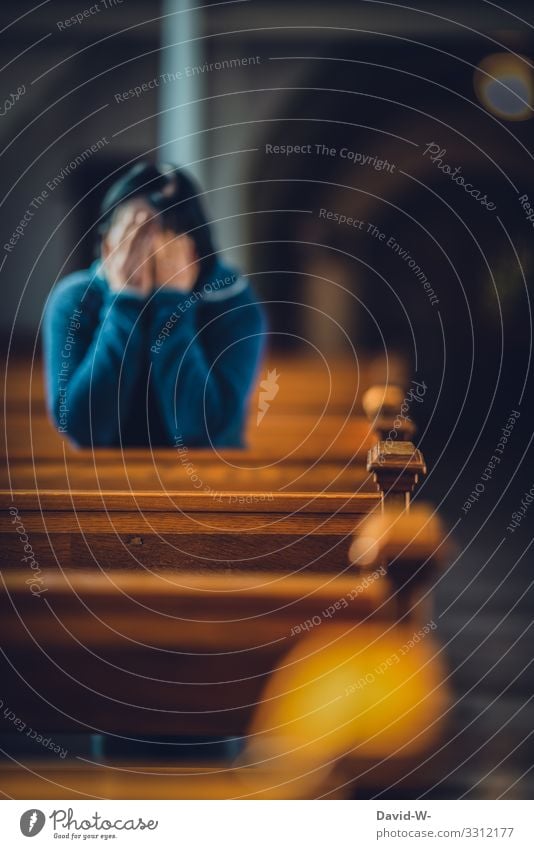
left=159, top=0, right=205, bottom=183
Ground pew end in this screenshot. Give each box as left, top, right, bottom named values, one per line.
left=242, top=506, right=450, bottom=797
left=362, top=384, right=427, bottom=509
left=349, top=503, right=448, bottom=617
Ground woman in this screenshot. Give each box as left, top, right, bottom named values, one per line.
left=43, top=162, right=265, bottom=448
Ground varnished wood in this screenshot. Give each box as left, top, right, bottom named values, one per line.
left=0, top=490, right=380, bottom=572
left=2, top=745, right=465, bottom=800
left=0, top=509, right=446, bottom=797
left=0, top=762, right=263, bottom=801
left=349, top=504, right=446, bottom=616
left=0, top=750, right=459, bottom=800
left=0, top=760, right=349, bottom=800
left=2, top=355, right=379, bottom=412
left=1, top=412, right=374, bottom=462
left=367, top=440, right=427, bottom=508
left=1, top=458, right=372, bottom=493
left=0, top=358, right=448, bottom=798
left=0, top=489, right=378, bottom=513
left=0, top=568, right=390, bottom=628
left=361, top=383, right=427, bottom=508
left=0, top=569, right=393, bottom=736
left=349, top=504, right=445, bottom=568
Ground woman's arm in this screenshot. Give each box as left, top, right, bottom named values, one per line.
left=43, top=208, right=158, bottom=447
left=148, top=285, right=265, bottom=446
left=43, top=274, right=147, bottom=447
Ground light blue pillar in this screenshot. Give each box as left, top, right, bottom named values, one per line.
left=159, top=0, right=205, bottom=182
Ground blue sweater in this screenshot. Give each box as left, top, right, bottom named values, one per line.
left=43, top=260, right=265, bottom=448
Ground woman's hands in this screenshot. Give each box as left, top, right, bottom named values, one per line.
left=152, top=230, right=199, bottom=293
left=101, top=201, right=200, bottom=297
left=101, top=202, right=157, bottom=297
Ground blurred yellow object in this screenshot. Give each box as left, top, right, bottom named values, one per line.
left=474, top=53, right=533, bottom=121
left=250, top=623, right=449, bottom=771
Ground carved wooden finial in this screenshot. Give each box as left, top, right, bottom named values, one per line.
left=367, top=440, right=427, bottom=510
left=363, top=384, right=425, bottom=509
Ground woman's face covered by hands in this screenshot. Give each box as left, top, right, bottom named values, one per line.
left=102, top=198, right=200, bottom=295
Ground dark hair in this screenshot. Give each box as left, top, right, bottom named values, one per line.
left=98, top=161, right=216, bottom=277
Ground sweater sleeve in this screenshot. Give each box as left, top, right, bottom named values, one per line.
left=148, top=285, right=265, bottom=446
left=43, top=275, right=147, bottom=447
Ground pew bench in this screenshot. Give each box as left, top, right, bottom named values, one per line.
left=1, top=490, right=380, bottom=573
left=0, top=507, right=449, bottom=799
left=2, top=454, right=373, bottom=493
left=1, top=356, right=438, bottom=799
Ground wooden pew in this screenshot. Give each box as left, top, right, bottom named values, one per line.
left=0, top=355, right=404, bottom=464
left=0, top=507, right=448, bottom=799
left=1, top=455, right=373, bottom=493
left=0, top=357, right=438, bottom=798
left=2, top=354, right=405, bottom=414
left=0, top=569, right=391, bottom=736
left=0, top=762, right=334, bottom=801
left=1, top=380, right=428, bottom=573
left=1, top=410, right=374, bottom=462
left=2, top=376, right=425, bottom=508
left=0, top=490, right=380, bottom=572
